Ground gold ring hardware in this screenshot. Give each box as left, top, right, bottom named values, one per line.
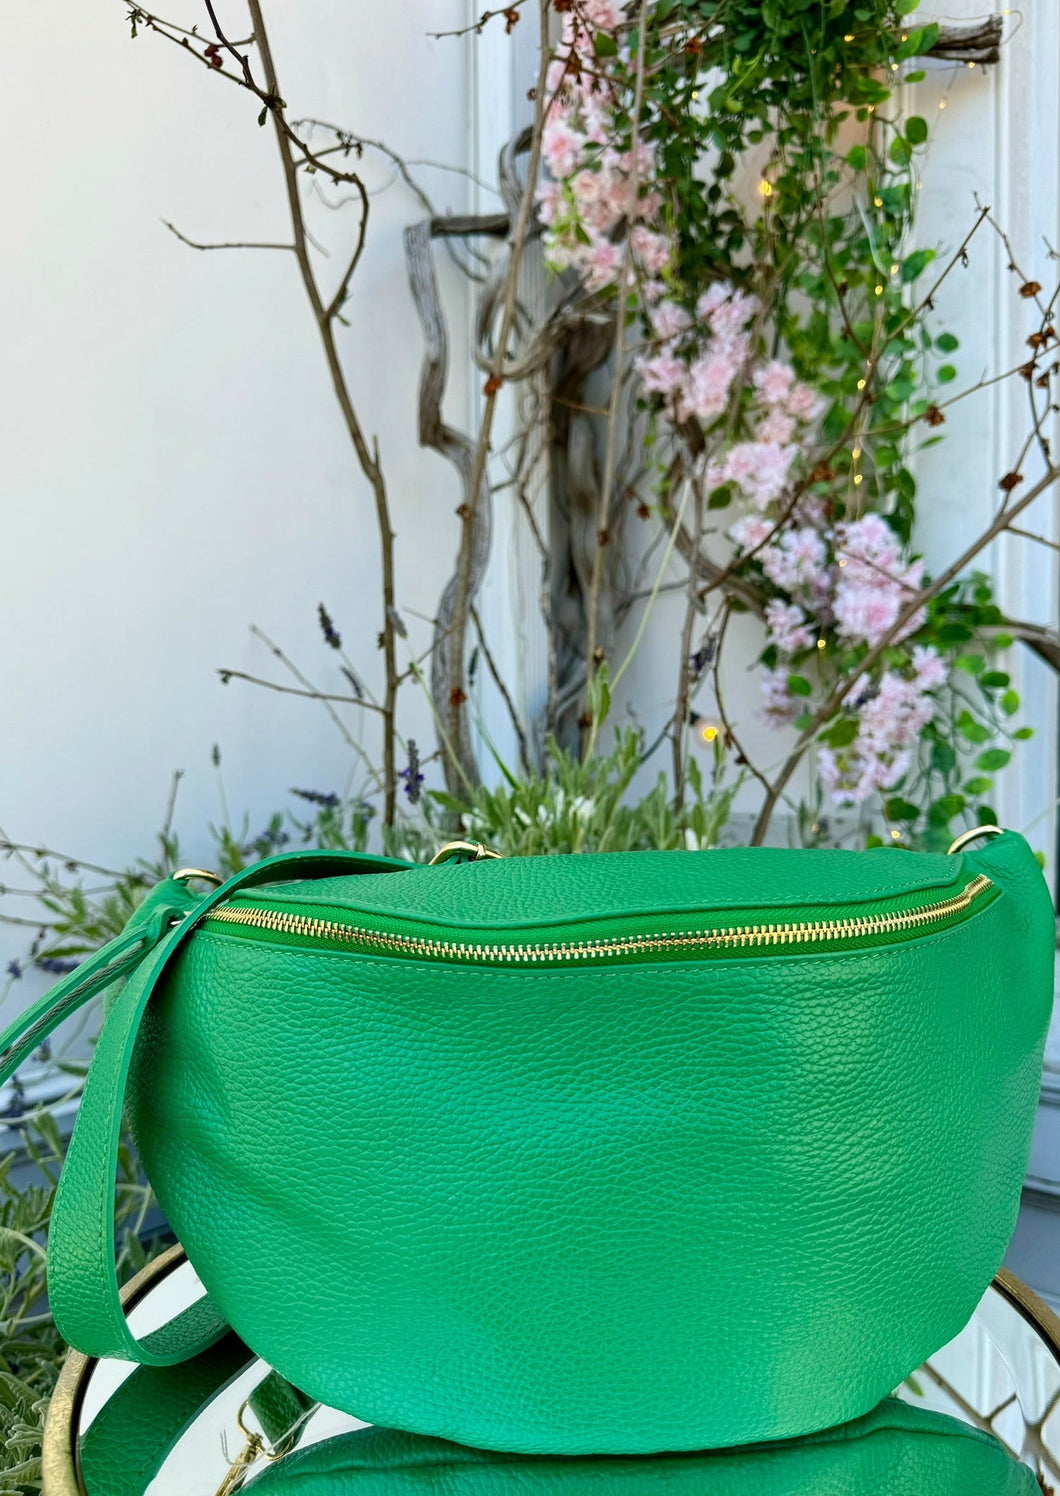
left=428, top=840, right=503, bottom=866
left=947, top=824, right=1005, bottom=856
left=172, top=867, right=224, bottom=888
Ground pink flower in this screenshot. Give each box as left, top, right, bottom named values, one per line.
left=584, top=0, right=622, bottom=27
left=760, top=526, right=828, bottom=594
left=838, top=514, right=900, bottom=573
left=833, top=579, right=900, bottom=647
left=756, top=408, right=796, bottom=445
left=571, top=168, right=603, bottom=208
left=630, top=225, right=672, bottom=276
left=696, top=283, right=731, bottom=322
left=710, top=290, right=759, bottom=342
left=753, top=360, right=795, bottom=405
left=620, top=142, right=656, bottom=177
left=765, top=599, right=815, bottom=655
left=536, top=179, right=562, bottom=227
left=760, top=667, right=802, bottom=726
left=912, top=645, right=947, bottom=690
left=728, top=513, right=774, bottom=553
left=787, top=381, right=823, bottom=420
left=650, top=300, right=693, bottom=342
left=725, top=440, right=798, bottom=509
left=636, top=352, right=687, bottom=398
left=543, top=119, right=586, bottom=179
left=583, top=237, right=622, bottom=290
left=686, top=350, right=739, bottom=421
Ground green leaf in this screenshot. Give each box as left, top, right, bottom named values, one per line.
left=936, top=364, right=957, bottom=384
left=931, top=739, right=956, bottom=773
left=889, top=135, right=912, bottom=167
left=822, top=717, right=858, bottom=748
left=979, top=670, right=1009, bottom=689
left=1000, top=689, right=1020, bottom=715
left=1014, top=726, right=1035, bottom=740
left=846, top=145, right=867, bottom=171
left=962, top=777, right=994, bottom=796
left=975, top=748, right=1012, bottom=772
left=905, top=115, right=928, bottom=145
left=707, top=483, right=733, bottom=509
left=956, top=710, right=990, bottom=744
left=788, top=674, right=813, bottom=697
left=885, top=797, right=920, bottom=822
left=904, top=69, right=927, bottom=82
left=955, top=653, right=984, bottom=675
left=936, top=332, right=959, bottom=352
left=594, top=30, right=618, bottom=56
left=928, top=793, right=965, bottom=825
left=901, top=248, right=935, bottom=283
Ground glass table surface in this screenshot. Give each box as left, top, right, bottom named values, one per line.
left=42, top=1246, right=1060, bottom=1495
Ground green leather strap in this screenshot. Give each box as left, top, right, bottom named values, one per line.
left=78, top=1334, right=314, bottom=1496
left=78, top=1332, right=255, bottom=1496
left=0, top=882, right=197, bottom=1086
left=0, top=849, right=409, bottom=1368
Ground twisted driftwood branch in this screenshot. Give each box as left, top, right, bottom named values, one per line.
left=404, top=215, right=499, bottom=793
left=927, top=17, right=1003, bottom=66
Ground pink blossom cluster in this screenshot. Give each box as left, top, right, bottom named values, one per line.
left=538, top=12, right=671, bottom=293
left=728, top=502, right=937, bottom=789
left=817, top=647, right=948, bottom=806
left=833, top=513, right=927, bottom=648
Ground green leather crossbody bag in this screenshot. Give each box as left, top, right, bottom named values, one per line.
left=1, top=826, right=1054, bottom=1456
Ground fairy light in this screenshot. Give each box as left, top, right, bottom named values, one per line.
left=852, top=446, right=862, bottom=460
left=939, top=99, right=947, bottom=109
left=873, top=196, right=883, bottom=207
left=700, top=722, right=720, bottom=744
left=874, top=284, right=884, bottom=296
left=759, top=180, right=774, bottom=197
left=891, top=62, right=899, bottom=71
left=890, top=263, right=899, bottom=275
left=844, top=33, right=854, bottom=41
left=816, top=638, right=827, bottom=651
left=691, top=89, right=699, bottom=99
left=891, top=828, right=903, bottom=841
left=967, top=60, right=976, bottom=68
left=857, top=378, right=867, bottom=390
left=838, top=558, right=848, bottom=568
left=853, top=473, right=864, bottom=485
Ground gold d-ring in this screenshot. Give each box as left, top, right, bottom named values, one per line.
left=428, top=841, right=503, bottom=866
left=947, top=824, right=1005, bottom=856
left=172, top=867, right=224, bottom=888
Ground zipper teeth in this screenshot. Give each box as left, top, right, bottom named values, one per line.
left=205, top=873, right=994, bottom=964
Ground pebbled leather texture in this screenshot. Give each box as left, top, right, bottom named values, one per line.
left=108, top=830, right=1055, bottom=1455
left=248, top=1400, right=1038, bottom=1495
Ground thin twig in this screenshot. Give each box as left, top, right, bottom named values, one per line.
left=470, top=605, right=532, bottom=772
left=163, top=220, right=294, bottom=252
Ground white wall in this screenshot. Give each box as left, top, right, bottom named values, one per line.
left=1, top=3, right=487, bottom=979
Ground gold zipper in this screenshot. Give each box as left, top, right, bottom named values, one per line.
left=205, top=873, right=994, bottom=965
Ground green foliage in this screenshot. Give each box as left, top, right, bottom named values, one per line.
left=434, top=729, right=741, bottom=856
left=0, top=1119, right=160, bottom=1491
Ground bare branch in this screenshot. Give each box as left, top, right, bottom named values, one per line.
left=163, top=219, right=294, bottom=252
